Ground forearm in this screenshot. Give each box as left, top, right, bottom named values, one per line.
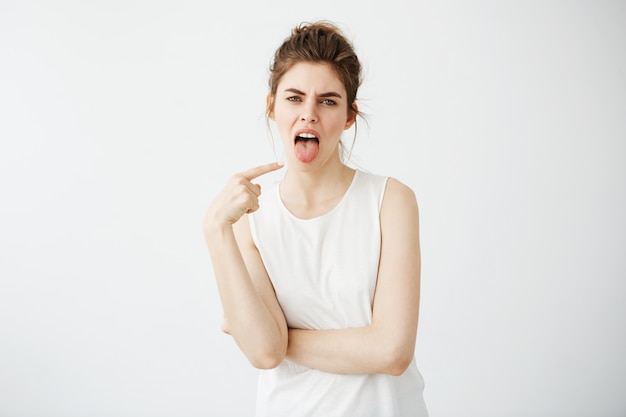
left=286, top=325, right=414, bottom=376
left=206, top=225, right=286, bottom=368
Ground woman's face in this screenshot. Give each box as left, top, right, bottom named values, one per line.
left=269, top=62, right=355, bottom=171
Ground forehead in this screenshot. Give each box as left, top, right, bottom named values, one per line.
left=278, top=62, right=346, bottom=94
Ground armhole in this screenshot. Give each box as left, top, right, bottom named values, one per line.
left=378, top=176, right=391, bottom=212
left=247, top=213, right=259, bottom=249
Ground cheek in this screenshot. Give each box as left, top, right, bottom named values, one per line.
left=276, top=116, right=293, bottom=135
left=273, top=106, right=294, bottom=126
left=329, top=113, right=349, bottom=131
left=273, top=114, right=294, bottom=143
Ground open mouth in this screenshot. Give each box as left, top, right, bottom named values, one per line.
left=294, top=132, right=319, bottom=163
left=295, top=132, right=319, bottom=143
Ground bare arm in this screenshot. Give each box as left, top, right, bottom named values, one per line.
left=285, top=178, right=421, bottom=376
left=203, top=162, right=288, bottom=369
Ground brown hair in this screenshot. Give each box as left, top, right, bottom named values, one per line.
left=267, top=21, right=364, bottom=140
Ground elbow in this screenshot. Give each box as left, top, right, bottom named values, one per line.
left=386, top=356, right=412, bottom=376
left=232, top=323, right=288, bottom=370
left=382, top=345, right=414, bottom=376
left=250, top=354, right=283, bottom=370
left=247, top=348, right=286, bottom=370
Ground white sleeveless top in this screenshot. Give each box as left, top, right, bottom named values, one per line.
left=249, top=170, right=428, bottom=417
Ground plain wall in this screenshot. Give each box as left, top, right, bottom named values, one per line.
left=1, top=1, right=625, bottom=416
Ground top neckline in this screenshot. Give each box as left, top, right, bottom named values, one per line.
left=276, top=170, right=360, bottom=222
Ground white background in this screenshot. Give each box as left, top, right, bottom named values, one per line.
left=1, top=1, right=625, bottom=416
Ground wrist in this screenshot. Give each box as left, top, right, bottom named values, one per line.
left=202, top=217, right=234, bottom=244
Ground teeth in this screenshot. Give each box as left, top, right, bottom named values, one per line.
left=298, top=133, right=317, bottom=139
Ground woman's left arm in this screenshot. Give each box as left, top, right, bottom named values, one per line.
left=286, top=178, right=421, bottom=376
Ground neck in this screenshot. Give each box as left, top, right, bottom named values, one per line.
left=280, top=161, right=355, bottom=208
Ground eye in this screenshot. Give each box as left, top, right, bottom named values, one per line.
left=321, top=99, right=336, bottom=106
left=287, top=96, right=301, bottom=102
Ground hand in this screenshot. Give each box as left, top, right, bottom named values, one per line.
left=203, top=162, right=283, bottom=230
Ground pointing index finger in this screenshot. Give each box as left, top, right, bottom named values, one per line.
left=240, top=162, right=284, bottom=181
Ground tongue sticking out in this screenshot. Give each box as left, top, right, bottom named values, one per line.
left=294, top=138, right=319, bottom=163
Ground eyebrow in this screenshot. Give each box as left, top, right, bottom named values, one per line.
left=284, top=88, right=343, bottom=99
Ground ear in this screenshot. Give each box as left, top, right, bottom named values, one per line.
left=344, top=102, right=358, bottom=130
left=266, top=94, right=275, bottom=120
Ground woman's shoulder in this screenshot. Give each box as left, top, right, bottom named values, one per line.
left=380, top=175, right=419, bottom=216
left=386, top=176, right=416, bottom=198
left=353, top=170, right=418, bottom=215
left=356, top=170, right=416, bottom=200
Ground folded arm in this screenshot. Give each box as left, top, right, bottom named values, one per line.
left=203, top=164, right=288, bottom=369
left=205, top=218, right=288, bottom=369
left=286, top=178, right=421, bottom=376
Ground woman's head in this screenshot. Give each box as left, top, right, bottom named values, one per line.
left=267, top=21, right=362, bottom=121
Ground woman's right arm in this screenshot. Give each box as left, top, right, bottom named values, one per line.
left=202, top=162, right=287, bottom=369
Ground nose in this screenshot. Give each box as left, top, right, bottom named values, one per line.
left=300, top=101, right=318, bottom=123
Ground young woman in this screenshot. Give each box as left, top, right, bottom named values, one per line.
left=203, top=21, right=428, bottom=417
